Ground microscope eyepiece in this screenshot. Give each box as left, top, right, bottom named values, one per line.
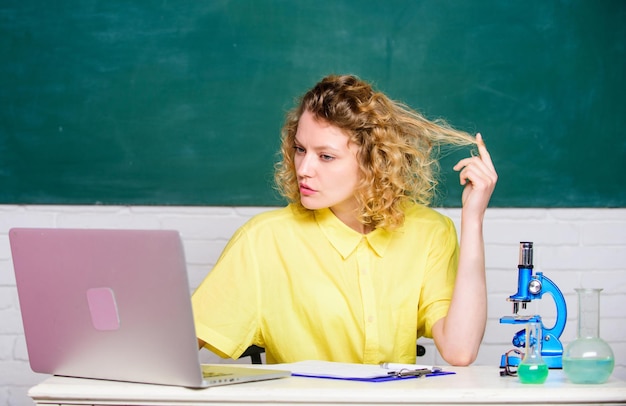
left=519, top=241, right=533, bottom=268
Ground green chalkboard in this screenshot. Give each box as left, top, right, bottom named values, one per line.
left=1, top=1, right=625, bottom=207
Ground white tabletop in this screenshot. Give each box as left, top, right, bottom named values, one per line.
left=29, top=366, right=626, bottom=405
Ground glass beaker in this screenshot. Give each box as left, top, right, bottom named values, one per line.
left=563, top=288, right=614, bottom=384
left=518, top=321, right=549, bottom=384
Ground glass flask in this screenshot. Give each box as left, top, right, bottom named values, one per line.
left=518, top=321, right=549, bottom=384
left=563, top=288, right=614, bottom=384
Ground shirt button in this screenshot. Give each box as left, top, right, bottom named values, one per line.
left=368, top=316, right=374, bottom=323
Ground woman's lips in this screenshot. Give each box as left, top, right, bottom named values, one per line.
left=299, top=183, right=316, bottom=196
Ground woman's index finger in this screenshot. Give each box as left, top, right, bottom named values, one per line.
left=476, top=133, right=495, bottom=170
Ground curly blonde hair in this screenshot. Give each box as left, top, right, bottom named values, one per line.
left=274, top=74, right=477, bottom=230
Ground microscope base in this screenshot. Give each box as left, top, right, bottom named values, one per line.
left=499, top=353, right=563, bottom=369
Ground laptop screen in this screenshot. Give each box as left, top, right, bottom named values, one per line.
left=10, top=228, right=207, bottom=387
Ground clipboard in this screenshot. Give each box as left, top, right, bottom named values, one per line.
left=264, top=361, right=455, bottom=382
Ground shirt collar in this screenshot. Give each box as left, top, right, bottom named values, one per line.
left=314, top=208, right=394, bottom=259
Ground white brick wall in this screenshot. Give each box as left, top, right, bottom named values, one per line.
left=1, top=205, right=625, bottom=405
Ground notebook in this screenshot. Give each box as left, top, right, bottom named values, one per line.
left=9, top=227, right=290, bottom=388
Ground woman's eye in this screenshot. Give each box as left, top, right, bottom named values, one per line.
left=293, top=146, right=305, bottom=154
left=320, top=154, right=334, bottom=161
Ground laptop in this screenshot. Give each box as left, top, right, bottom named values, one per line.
left=9, top=227, right=290, bottom=388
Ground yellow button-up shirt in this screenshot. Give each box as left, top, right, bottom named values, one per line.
left=191, top=203, right=458, bottom=364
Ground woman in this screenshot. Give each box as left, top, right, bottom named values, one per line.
left=192, top=74, right=497, bottom=366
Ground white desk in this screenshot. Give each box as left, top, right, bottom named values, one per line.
left=29, top=366, right=626, bottom=406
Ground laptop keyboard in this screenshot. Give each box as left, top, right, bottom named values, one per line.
left=202, top=370, right=233, bottom=378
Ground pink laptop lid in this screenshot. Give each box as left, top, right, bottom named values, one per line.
left=9, top=228, right=207, bottom=387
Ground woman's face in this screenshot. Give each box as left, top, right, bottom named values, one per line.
left=294, top=110, right=361, bottom=222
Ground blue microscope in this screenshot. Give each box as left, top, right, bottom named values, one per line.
left=499, top=242, right=567, bottom=369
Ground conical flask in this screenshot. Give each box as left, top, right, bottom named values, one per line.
left=518, top=321, right=549, bottom=384
left=563, top=288, right=614, bottom=384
